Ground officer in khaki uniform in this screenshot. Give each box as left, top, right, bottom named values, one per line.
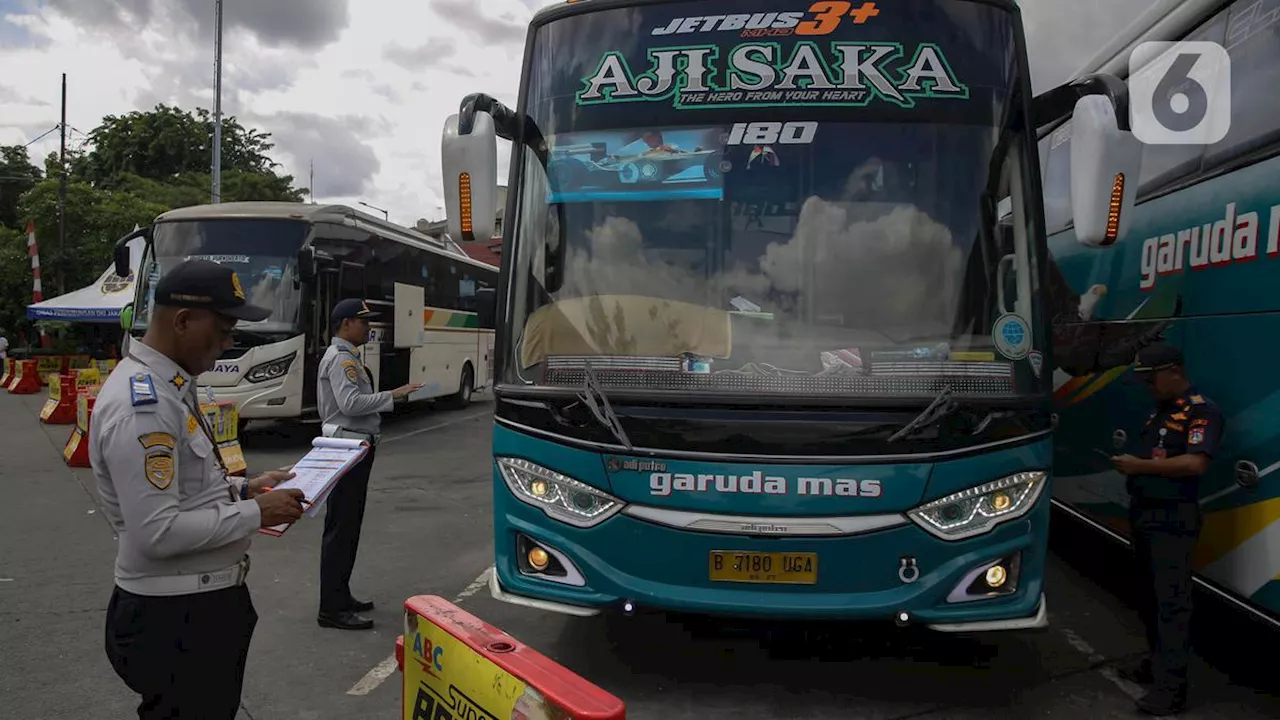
left=92, top=259, right=307, bottom=719
left=1110, top=343, right=1225, bottom=716
left=315, top=298, right=420, bottom=629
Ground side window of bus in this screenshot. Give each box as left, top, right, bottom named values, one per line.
left=1041, top=122, right=1072, bottom=234
left=1136, top=10, right=1230, bottom=193
left=458, top=272, right=477, bottom=312
left=1201, top=0, right=1280, bottom=168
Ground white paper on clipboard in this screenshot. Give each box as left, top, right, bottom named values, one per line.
left=259, top=436, right=369, bottom=535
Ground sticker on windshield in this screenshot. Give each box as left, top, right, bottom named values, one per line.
left=726, top=121, right=817, bottom=145
left=650, top=3, right=883, bottom=38
left=576, top=41, right=969, bottom=110
left=991, top=313, right=1030, bottom=360
left=186, top=254, right=250, bottom=264
left=1027, top=350, right=1043, bottom=378
left=545, top=126, right=725, bottom=204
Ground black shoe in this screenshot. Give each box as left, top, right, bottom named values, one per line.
left=317, top=610, right=374, bottom=630
left=347, top=598, right=374, bottom=613
left=1117, top=657, right=1153, bottom=685
left=1135, top=687, right=1186, bottom=716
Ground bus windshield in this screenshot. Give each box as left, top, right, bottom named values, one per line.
left=505, top=0, right=1044, bottom=400
left=134, top=218, right=309, bottom=335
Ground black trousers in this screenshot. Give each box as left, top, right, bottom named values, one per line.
left=1128, top=498, right=1202, bottom=693
left=320, top=446, right=376, bottom=613
left=104, top=584, right=257, bottom=720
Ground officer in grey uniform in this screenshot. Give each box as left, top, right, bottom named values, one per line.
left=315, top=298, right=421, bottom=629
left=93, top=259, right=307, bottom=719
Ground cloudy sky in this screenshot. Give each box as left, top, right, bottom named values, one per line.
left=0, top=0, right=1157, bottom=227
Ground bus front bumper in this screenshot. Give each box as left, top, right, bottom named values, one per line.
left=489, top=493, right=1052, bottom=632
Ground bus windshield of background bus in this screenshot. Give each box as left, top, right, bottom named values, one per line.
left=134, top=219, right=308, bottom=335
left=507, top=0, right=1042, bottom=398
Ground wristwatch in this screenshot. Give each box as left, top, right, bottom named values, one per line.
left=239, top=480, right=250, bottom=500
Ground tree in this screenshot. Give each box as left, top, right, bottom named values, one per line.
left=0, top=145, right=43, bottom=228
left=1, top=104, right=307, bottom=341
left=74, top=104, right=293, bottom=187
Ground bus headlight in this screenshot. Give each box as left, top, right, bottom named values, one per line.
left=245, top=352, right=296, bottom=383
left=907, top=471, right=1047, bottom=541
left=496, top=457, right=624, bottom=528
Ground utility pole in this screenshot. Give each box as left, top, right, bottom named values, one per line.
left=309, top=159, right=314, bottom=203
left=58, top=73, right=67, bottom=295
left=211, top=0, right=223, bottom=203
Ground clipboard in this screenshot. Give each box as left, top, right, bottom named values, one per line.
left=259, top=436, right=370, bottom=536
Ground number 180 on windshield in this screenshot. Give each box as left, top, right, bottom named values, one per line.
left=726, top=121, right=818, bottom=145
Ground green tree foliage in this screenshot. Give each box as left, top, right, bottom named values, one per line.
left=0, top=145, right=43, bottom=229
left=0, top=105, right=308, bottom=347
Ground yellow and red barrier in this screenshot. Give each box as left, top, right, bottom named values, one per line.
left=7, top=360, right=42, bottom=394
left=40, top=373, right=78, bottom=424
left=397, top=595, right=625, bottom=719
left=0, top=358, right=13, bottom=387
left=63, top=392, right=96, bottom=467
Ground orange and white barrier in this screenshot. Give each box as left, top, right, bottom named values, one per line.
left=63, top=393, right=95, bottom=467
left=40, top=373, right=78, bottom=424
left=7, top=360, right=42, bottom=394
left=397, top=595, right=625, bottom=720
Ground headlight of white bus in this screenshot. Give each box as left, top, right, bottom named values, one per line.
left=907, top=471, right=1047, bottom=541
left=496, top=457, right=625, bottom=528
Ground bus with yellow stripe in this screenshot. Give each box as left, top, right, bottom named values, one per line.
left=113, top=202, right=498, bottom=426
left=1041, top=0, right=1280, bottom=627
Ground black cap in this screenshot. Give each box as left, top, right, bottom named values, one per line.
left=1133, top=343, right=1183, bottom=372
left=331, top=298, right=379, bottom=323
left=154, top=259, right=271, bottom=322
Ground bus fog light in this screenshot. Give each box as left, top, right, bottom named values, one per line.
left=947, top=553, right=1021, bottom=603
left=515, top=534, right=587, bottom=587
left=527, top=547, right=550, bottom=570
left=985, top=565, right=1007, bottom=587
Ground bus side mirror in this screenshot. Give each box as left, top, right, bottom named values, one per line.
left=442, top=111, right=498, bottom=244
left=296, top=246, right=316, bottom=281
left=475, top=287, right=496, bottom=328
left=1070, top=94, right=1141, bottom=247
left=120, top=303, right=134, bottom=331
left=113, top=226, right=150, bottom=278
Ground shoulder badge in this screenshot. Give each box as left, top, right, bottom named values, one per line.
left=138, top=432, right=177, bottom=490
left=344, top=363, right=359, bottom=383
left=1191, top=394, right=1205, bottom=404
left=130, top=374, right=158, bottom=406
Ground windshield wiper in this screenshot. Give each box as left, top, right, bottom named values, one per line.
left=575, top=360, right=633, bottom=452
left=887, top=385, right=959, bottom=442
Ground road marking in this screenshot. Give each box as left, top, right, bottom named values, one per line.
left=1059, top=627, right=1178, bottom=713
left=346, top=565, right=494, bottom=696
left=378, top=410, right=491, bottom=445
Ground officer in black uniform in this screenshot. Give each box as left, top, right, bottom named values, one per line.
left=1110, top=343, right=1224, bottom=716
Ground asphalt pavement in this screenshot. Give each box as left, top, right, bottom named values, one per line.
left=0, top=387, right=1276, bottom=720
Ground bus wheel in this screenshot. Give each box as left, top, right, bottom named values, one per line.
left=446, top=364, right=474, bottom=409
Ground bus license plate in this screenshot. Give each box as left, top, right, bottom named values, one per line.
left=708, top=551, right=818, bottom=585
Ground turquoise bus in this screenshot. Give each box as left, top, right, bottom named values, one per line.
left=442, top=0, right=1141, bottom=627
left=1042, top=0, right=1280, bottom=628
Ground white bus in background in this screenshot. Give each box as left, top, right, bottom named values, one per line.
left=114, top=202, right=499, bottom=429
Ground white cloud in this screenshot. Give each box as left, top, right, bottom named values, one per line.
left=1, top=0, right=1157, bottom=227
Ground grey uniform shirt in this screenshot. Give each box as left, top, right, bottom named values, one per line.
left=317, top=337, right=393, bottom=434
left=90, top=341, right=261, bottom=587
